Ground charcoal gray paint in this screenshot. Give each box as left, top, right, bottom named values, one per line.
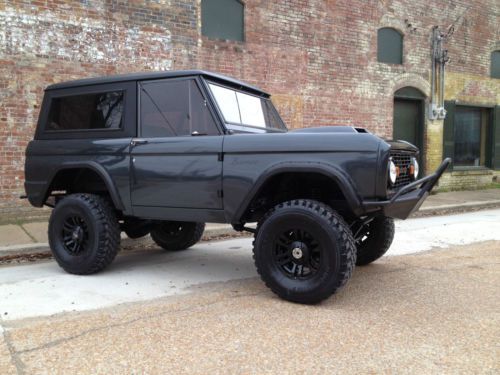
left=26, top=71, right=437, bottom=224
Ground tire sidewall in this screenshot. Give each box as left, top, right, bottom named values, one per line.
left=48, top=196, right=101, bottom=273
left=255, top=207, right=343, bottom=301
left=151, top=221, right=205, bottom=251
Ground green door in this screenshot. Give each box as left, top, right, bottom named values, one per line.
left=393, top=98, right=424, bottom=167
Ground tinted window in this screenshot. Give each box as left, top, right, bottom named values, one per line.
left=201, top=0, right=244, bottom=41
left=47, top=91, right=123, bottom=131
left=377, top=28, right=403, bottom=64
left=140, top=79, right=219, bottom=137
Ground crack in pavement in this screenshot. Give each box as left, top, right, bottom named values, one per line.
left=10, top=258, right=496, bottom=356
left=1, top=316, right=25, bottom=375
left=12, top=289, right=266, bottom=356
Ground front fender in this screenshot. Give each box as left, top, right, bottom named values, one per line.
left=229, top=161, right=364, bottom=223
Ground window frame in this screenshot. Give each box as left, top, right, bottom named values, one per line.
left=443, top=101, right=495, bottom=171
left=137, top=76, right=224, bottom=138
left=37, top=82, right=136, bottom=140
left=203, top=80, right=287, bottom=134
left=201, top=0, right=245, bottom=42
left=377, top=27, right=404, bottom=65
left=491, top=50, right=500, bottom=79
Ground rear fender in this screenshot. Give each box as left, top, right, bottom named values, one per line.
left=30, top=161, right=124, bottom=211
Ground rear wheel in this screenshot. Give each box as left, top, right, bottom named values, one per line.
left=151, top=221, right=205, bottom=251
left=123, top=217, right=152, bottom=239
left=355, top=216, right=395, bottom=266
left=48, top=193, right=120, bottom=275
left=253, top=200, right=356, bottom=304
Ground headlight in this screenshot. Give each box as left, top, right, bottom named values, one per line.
left=389, top=159, right=398, bottom=184
left=411, top=157, right=419, bottom=179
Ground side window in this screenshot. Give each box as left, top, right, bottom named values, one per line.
left=189, top=81, right=220, bottom=135
left=140, top=79, right=219, bottom=137
left=377, top=28, right=403, bottom=64
left=47, top=91, right=123, bottom=131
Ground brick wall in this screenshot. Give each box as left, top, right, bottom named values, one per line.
left=0, top=0, right=499, bottom=220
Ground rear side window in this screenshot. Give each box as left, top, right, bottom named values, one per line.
left=47, top=91, right=124, bottom=131
left=140, top=79, right=220, bottom=137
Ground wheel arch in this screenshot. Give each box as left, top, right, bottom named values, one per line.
left=44, top=162, right=124, bottom=211
left=231, top=162, right=363, bottom=223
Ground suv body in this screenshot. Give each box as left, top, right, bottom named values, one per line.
left=25, top=70, right=449, bottom=303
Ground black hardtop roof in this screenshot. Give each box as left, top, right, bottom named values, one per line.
left=46, top=70, right=269, bottom=97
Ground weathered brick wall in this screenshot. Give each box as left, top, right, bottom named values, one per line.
left=0, top=0, right=499, bottom=220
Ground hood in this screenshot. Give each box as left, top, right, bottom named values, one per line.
left=290, top=126, right=419, bottom=153
left=384, top=139, right=419, bottom=153
left=290, top=126, right=369, bottom=134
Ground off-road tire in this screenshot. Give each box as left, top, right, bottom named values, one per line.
left=253, top=199, right=356, bottom=304
left=123, top=218, right=152, bottom=239
left=48, top=193, right=120, bottom=275
left=355, top=216, right=395, bottom=266
left=151, top=221, right=205, bottom=251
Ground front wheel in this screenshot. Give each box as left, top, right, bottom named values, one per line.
left=253, top=200, right=356, bottom=304
left=151, top=221, right=205, bottom=251
left=355, top=216, right=395, bottom=266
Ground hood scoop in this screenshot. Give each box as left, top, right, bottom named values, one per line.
left=291, top=126, right=368, bottom=134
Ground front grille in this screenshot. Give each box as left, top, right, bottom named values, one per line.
left=390, top=151, right=413, bottom=189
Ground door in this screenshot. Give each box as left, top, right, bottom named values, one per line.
left=393, top=98, right=424, bottom=166
left=130, top=77, right=223, bottom=210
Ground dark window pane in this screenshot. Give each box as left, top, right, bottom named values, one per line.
left=140, top=79, right=219, bottom=137
left=454, top=107, right=482, bottom=167
left=47, top=91, right=123, bottom=131
left=491, top=51, right=500, bottom=79
left=140, top=80, right=190, bottom=137
left=202, top=0, right=244, bottom=41
left=377, top=28, right=403, bottom=64
left=263, top=100, right=287, bottom=130
left=189, top=81, right=219, bottom=135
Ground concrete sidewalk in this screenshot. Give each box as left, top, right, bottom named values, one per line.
left=0, top=188, right=499, bottom=259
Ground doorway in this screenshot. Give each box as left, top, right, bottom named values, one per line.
left=393, top=87, right=425, bottom=169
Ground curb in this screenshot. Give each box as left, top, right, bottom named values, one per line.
left=1, top=202, right=499, bottom=263
left=0, top=225, right=253, bottom=263
left=412, top=200, right=500, bottom=218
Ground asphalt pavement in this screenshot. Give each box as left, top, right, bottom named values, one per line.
left=0, top=210, right=499, bottom=374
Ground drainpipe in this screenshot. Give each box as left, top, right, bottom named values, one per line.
left=429, top=27, right=438, bottom=120
left=429, top=27, right=448, bottom=120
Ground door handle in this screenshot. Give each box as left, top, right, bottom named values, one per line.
left=191, top=131, right=207, bottom=136
left=130, top=138, right=149, bottom=146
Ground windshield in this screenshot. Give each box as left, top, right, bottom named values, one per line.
left=207, top=82, right=287, bottom=133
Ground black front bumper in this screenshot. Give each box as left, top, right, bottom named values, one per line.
left=363, top=158, right=451, bottom=220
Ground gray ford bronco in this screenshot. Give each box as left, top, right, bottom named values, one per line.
left=24, top=70, right=450, bottom=304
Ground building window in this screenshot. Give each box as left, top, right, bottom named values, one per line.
left=491, top=51, right=500, bottom=78
left=201, top=0, right=244, bottom=41
left=454, top=107, right=489, bottom=167
left=443, top=101, right=498, bottom=169
left=377, top=28, right=403, bottom=64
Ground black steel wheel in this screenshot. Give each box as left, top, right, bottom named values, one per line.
left=61, top=215, right=90, bottom=255
left=151, top=221, right=205, bottom=251
left=273, top=228, right=321, bottom=280
left=48, top=193, right=120, bottom=275
left=253, top=200, right=356, bottom=304
left=354, top=215, right=395, bottom=266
